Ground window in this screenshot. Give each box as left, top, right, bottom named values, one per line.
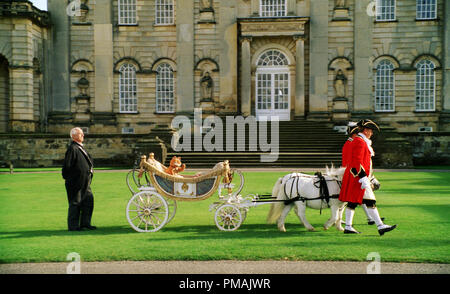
left=416, top=0, right=437, bottom=20
left=260, top=0, right=287, bottom=17
left=376, top=0, right=396, bottom=21
left=374, top=60, right=395, bottom=112
left=122, top=127, right=135, bottom=134
left=415, top=60, right=435, bottom=111
left=155, top=0, right=174, bottom=25
left=255, top=49, right=290, bottom=121
left=119, top=64, right=138, bottom=113
left=156, top=63, right=174, bottom=113
left=118, top=0, right=137, bottom=25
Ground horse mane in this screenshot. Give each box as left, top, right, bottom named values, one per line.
left=325, top=164, right=346, bottom=179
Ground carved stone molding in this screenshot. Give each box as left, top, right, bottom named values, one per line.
left=238, top=17, right=309, bottom=37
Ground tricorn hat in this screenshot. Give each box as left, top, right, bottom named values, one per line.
left=357, top=119, right=380, bottom=132
left=347, top=121, right=360, bottom=135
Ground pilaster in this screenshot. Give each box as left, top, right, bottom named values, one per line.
left=176, top=0, right=195, bottom=114
left=353, top=0, right=373, bottom=115
left=294, top=34, right=305, bottom=117
left=240, top=36, right=252, bottom=116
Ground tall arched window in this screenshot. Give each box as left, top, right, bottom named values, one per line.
left=374, top=60, right=395, bottom=112
left=255, top=49, right=290, bottom=120
left=260, top=0, right=287, bottom=17
left=119, top=63, right=138, bottom=113
left=156, top=63, right=174, bottom=113
left=118, top=0, right=137, bottom=25
left=155, top=0, right=174, bottom=25
left=415, top=59, right=435, bottom=111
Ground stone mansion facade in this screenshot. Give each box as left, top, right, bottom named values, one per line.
left=0, top=0, right=449, bottom=136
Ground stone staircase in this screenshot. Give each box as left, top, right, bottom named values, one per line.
left=164, top=118, right=347, bottom=168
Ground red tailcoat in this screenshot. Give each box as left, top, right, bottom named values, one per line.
left=339, top=135, right=372, bottom=204
left=341, top=137, right=353, bottom=167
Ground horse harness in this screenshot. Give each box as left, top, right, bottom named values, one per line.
left=282, top=172, right=342, bottom=214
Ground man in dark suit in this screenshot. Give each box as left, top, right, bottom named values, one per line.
left=62, top=127, right=96, bottom=231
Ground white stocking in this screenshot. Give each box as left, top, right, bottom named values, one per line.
left=367, top=208, right=384, bottom=227
left=345, top=208, right=355, bottom=229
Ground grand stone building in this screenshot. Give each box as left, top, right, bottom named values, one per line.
left=0, top=0, right=449, bottom=167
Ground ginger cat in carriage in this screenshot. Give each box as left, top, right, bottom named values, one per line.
left=165, top=156, right=186, bottom=175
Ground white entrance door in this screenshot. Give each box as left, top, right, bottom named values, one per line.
left=256, top=69, right=290, bottom=121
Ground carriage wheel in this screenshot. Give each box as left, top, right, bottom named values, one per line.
left=166, top=198, right=177, bottom=223
left=126, top=191, right=169, bottom=232
left=214, top=204, right=243, bottom=231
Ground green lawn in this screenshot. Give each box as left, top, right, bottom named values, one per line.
left=0, top=170, right=449, bottom=264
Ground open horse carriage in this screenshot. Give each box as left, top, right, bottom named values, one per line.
left=125, top=154, right=260, bottom=232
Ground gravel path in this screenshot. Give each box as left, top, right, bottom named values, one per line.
left=1, top=260, right=449, bottom=274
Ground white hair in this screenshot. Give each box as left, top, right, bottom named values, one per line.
left=70, top=127, right=82, bottom=139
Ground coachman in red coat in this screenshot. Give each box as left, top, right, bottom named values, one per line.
left=339, top=119, right=397, bottom=236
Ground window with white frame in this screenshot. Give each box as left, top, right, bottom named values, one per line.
left=374, top=60, right=395, bottom=112
left=255, top=49, right=290, bottom=121
left=376, top=0, right=396, bottom=21
left=119, top=64, right=138, bottom=113
left=118, top=0, right=137, bottom=25
left=416, top=0, right=437, bottom=20
left=415, top=59, right=435, bottom=111
left=260, top=0, right=287, bottom=17
left=155, top=0, right=174, bottom=25
left=156, top=63, right=174, bottom=113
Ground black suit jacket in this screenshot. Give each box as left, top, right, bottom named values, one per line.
left=62, top=141, right=94, bottom=199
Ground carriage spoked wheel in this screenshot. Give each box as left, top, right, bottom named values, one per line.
left=214, top=204, right=243, bottom=231
left=126, top=191, right=169, bottom=232
left=166, top=197, right=177, bottom=224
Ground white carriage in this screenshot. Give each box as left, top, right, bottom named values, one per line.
left=125, top=155, right=265, bottom=232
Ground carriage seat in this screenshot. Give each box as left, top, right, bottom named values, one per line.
left=139, top=155, right=231, bottom=183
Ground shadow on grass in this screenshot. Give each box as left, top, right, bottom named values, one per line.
left=0, top=226, right=133, bottom=239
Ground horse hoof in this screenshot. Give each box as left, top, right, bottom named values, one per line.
left=308, top=228, right=315, bottom=232
left=323, top=226, right=329, bottom=231
left=278, top=227, right=286, bottom=233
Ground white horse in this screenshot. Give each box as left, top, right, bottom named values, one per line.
left=267, top=166, right=347, bottom=232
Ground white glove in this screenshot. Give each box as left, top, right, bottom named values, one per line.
left=359, top=176, right=371, bottom=190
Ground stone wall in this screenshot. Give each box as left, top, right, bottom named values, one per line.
left=401, top=132, right=450, bottom=165
left=0, top=134, right=167, bottom=168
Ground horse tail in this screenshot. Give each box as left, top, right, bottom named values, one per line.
left=267, top=177, right=286, bottom=224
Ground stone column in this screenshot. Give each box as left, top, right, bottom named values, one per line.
left=240, top=36, right=252, bottom=117
left=353, top=0, right=373, bottom=116
left=176, top=0, right=194, bottom=115
left=9, top=68, right=34, bottom=132
left=294, top=35, right=305, bottom=117
left=10, top=19, right=35, bottom=132
left=48, top=0, right=70, bottom=112
left=309, top=0, right=329, bottom=119
left=218, top=1, right=238, bottom=114
left=441, top=0, right=450, bottom=131
left=251, top=0, right=259, bottom=16
left=94, top=0, right=113, bottom=112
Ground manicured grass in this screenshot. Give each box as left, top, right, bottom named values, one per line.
left=0, top=170, right=449, bottom=264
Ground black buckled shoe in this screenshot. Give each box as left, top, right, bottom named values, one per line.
left=378, top=224, right=397, bottom=236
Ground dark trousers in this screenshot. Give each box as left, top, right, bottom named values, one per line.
left=66, top=179, right=94, bottom=230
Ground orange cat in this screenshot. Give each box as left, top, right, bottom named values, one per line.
left=164, top=156, right=186, bottom=175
